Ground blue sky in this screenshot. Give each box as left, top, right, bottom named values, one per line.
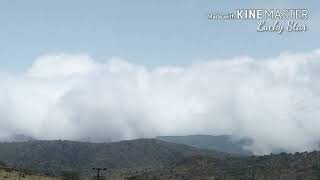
left=0, top=0, right=319, bottom=71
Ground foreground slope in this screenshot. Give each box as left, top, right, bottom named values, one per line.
left=129, top=151, right=320, bottom=180
left=0, top=166, right=58, bottom=180
left=0, top=170, right=57, bottom=180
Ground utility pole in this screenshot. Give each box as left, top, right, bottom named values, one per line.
left=15, top=168, right=24, bottom=180
left=18, top=170, right=22, bottom=180
left=251, top=169, right=255, bottom=180
left=92, top=167, right=107, bottom=180
left=247, top=165, right=255, bottom=180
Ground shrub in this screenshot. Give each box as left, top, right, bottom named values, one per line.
left=61, top=170, right=81, bottom=180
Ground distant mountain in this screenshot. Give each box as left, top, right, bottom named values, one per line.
left=1, top=138, right=320, bottom=180
left=156, top=135, right=253, bottom=155
left=1, top=134, right=37, bottom=142
left=0, top=139, right=226, bottom=175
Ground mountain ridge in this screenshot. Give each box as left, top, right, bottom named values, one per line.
left=156, top=134, right=253, bottom=155
left=0, top=138, right=227, bottom=175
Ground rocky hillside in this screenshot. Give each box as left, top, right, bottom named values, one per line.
left=129, top=151, right=320, bottom=180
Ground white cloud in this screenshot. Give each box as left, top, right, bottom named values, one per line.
left=28, top=54, right=97, bottom=78
left=1, top=49, right=320, bottom=154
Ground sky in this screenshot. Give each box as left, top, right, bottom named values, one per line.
left=0, top=0, right=320, bottom=154
left=0, top=0, right=319, bottom=71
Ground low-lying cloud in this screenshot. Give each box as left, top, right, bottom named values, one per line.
left=1, top=50, right=320, bottom=154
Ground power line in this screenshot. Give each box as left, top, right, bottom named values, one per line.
left=92, top=167, right=107, bottom=180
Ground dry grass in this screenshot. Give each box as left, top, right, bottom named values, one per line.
left=0, top=169, right=59, bottom=180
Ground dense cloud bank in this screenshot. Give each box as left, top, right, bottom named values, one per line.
left=1, top=50, right=320, bottom=154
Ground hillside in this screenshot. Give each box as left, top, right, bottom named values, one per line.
left=1, top=139, right=320, bottom=180
left=156, top=135, right=252, bottom=155
left=0, top=139, right=225, bottom=176
left=129, top=151, right=320, bottom=180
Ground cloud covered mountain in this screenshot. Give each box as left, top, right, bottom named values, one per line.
left=157, top=135, right=253, bottom=155
left=0, top=50, right=320, bottom=154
